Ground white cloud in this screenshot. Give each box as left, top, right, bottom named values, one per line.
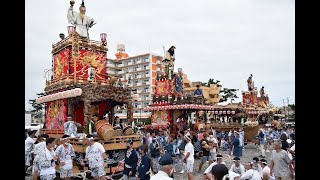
left=25, top=0, right=294, bottom=110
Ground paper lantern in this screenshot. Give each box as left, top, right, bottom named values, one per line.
left=227, top=111, right=230, bottom=114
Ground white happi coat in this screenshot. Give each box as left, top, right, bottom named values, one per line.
left=67, top=6, right=95, bottom=38
left=34, top=141, right=46, bottom=155
left=64, top=121, right=79, bottom=137
left=85, top=142, right=105, bottom=169
left=33, top=148, right=56, bottom=177
left=25, top=137, right=35, bottom=166
left=55, top=143, right=76, bottom=170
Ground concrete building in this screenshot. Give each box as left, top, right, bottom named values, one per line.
left=106, top=44, right=163, bottom=120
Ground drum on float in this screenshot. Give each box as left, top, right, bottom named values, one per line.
left=113, top=126, right=123, bottom=137
left=95, top=120, right=114, bottom=140
left=123, top=126, right=133, bottom=136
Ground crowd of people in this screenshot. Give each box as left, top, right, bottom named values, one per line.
left=25, top=114, right=295, bottom=180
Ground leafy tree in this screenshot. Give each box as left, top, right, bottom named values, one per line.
left=219, top=88, right=239, bottom=103
left=207, top=78, right=221, bottom=87
left=28, top=92, right=45, bottom=113
left=288, top=104, right=295, bottom=111
left=288, top=104, right=295, bottom=120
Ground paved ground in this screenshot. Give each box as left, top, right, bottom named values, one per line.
left=172, top=143, right=270, bottom=180
left=25, top=143, right=272, bottom=180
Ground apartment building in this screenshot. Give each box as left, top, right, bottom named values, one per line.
left=106, top=44, right=163, bottom=120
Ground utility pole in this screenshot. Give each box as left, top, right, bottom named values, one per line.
left=287, top=97, right=289, bottom=119
left=283, top=99, right=286, bottom=119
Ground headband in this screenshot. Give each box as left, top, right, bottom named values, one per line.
left=184, top=135, right=191, bottom=141
left=87, top=137, right=94, bottom=141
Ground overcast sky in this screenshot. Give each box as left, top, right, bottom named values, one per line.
left=25, top=0, right=294, bottom=110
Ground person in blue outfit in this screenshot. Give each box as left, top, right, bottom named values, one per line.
left=137, top=146, right=151, bottom=180
left=258, top=128, right=266, bottom=158
left=232, top=131, right=242, bottom=157
left=123, top=139, right=138, bottom=180
left=193, top=85, right=203, bottom=96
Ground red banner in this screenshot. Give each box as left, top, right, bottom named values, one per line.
left=70, top=49, right=107, bottom=81
left=45, top=99, right=67, bottom=129
left=155, top=79, right=171, bottom=96
left=53, top=49, right=70, bottom=79
left=152, top=110, right=170, bottom=125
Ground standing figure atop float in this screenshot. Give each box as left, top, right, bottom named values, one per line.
left=172, top=69, right=183, bottom=97
left=247, top=74, right=254, bottom=91
left=162, top=45, right=176, bottom=79
left=260, top=86, right=265, bottom=97
left=67, top=0, right=96, bottom=39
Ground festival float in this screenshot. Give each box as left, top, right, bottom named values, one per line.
left=145, top=50, right=272, bottom=141
left=35, top=0, right=142, bottom=176
left=144, top=46, right=219, bottom=135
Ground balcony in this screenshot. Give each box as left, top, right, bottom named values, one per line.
left=137, top=83, right=142, bottom=86
left=156, top=60, right=161, bottom=64
left=156, top=68, right=161, bottom=71
left=146, top=74, right=150, bottom=78
left=108, top=70, right=115, bottom=75
left=118, top=64, right=124, bottom=67
left=107, top=63, right=115, bottom=68
left=135, top=75, right=141, bottom=79
left=128, top=62, right=133, bottom=66
left=136, top=67, right=141, bottom=71
left=145, top=58, right=150, bottom=62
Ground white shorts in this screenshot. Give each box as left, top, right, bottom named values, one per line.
left=91, top=166, right=105, bottom=177
left=184, top=161, right=194, bottom=173
left=209, top=152, right=216, bottom=161
left=60, top=168, right=73, bottom=178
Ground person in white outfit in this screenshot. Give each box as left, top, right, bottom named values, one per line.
left=229, top=157, right=245, bottom=176
left=55, top=135, right=76, bottom=180
left=182, top=134, right=194, bottom=180
left=64, top=114, right=82, bottom=137
left=203, top=154, right=226, bottom=180
left=240, top=162, right=261, bottom=180
left=25, top=131, right=36, bottom=173
left=260, top=159, right=273, bottom=180
left=150, top=153, right=174, bottom=180
left=67, top=0, right=96, bottom=39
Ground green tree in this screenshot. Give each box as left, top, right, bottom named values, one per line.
left=288, top=104, right=295, bottom=120
left=28, top=92, right=45, bottom=113
left=207, top=78, right=221, bottom=87
left=219, top=88, right=239, bottom=103
left=288, top=104, right=295, bottom=111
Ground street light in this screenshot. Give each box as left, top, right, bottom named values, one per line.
left=139, top=105, right=142, bottom=124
